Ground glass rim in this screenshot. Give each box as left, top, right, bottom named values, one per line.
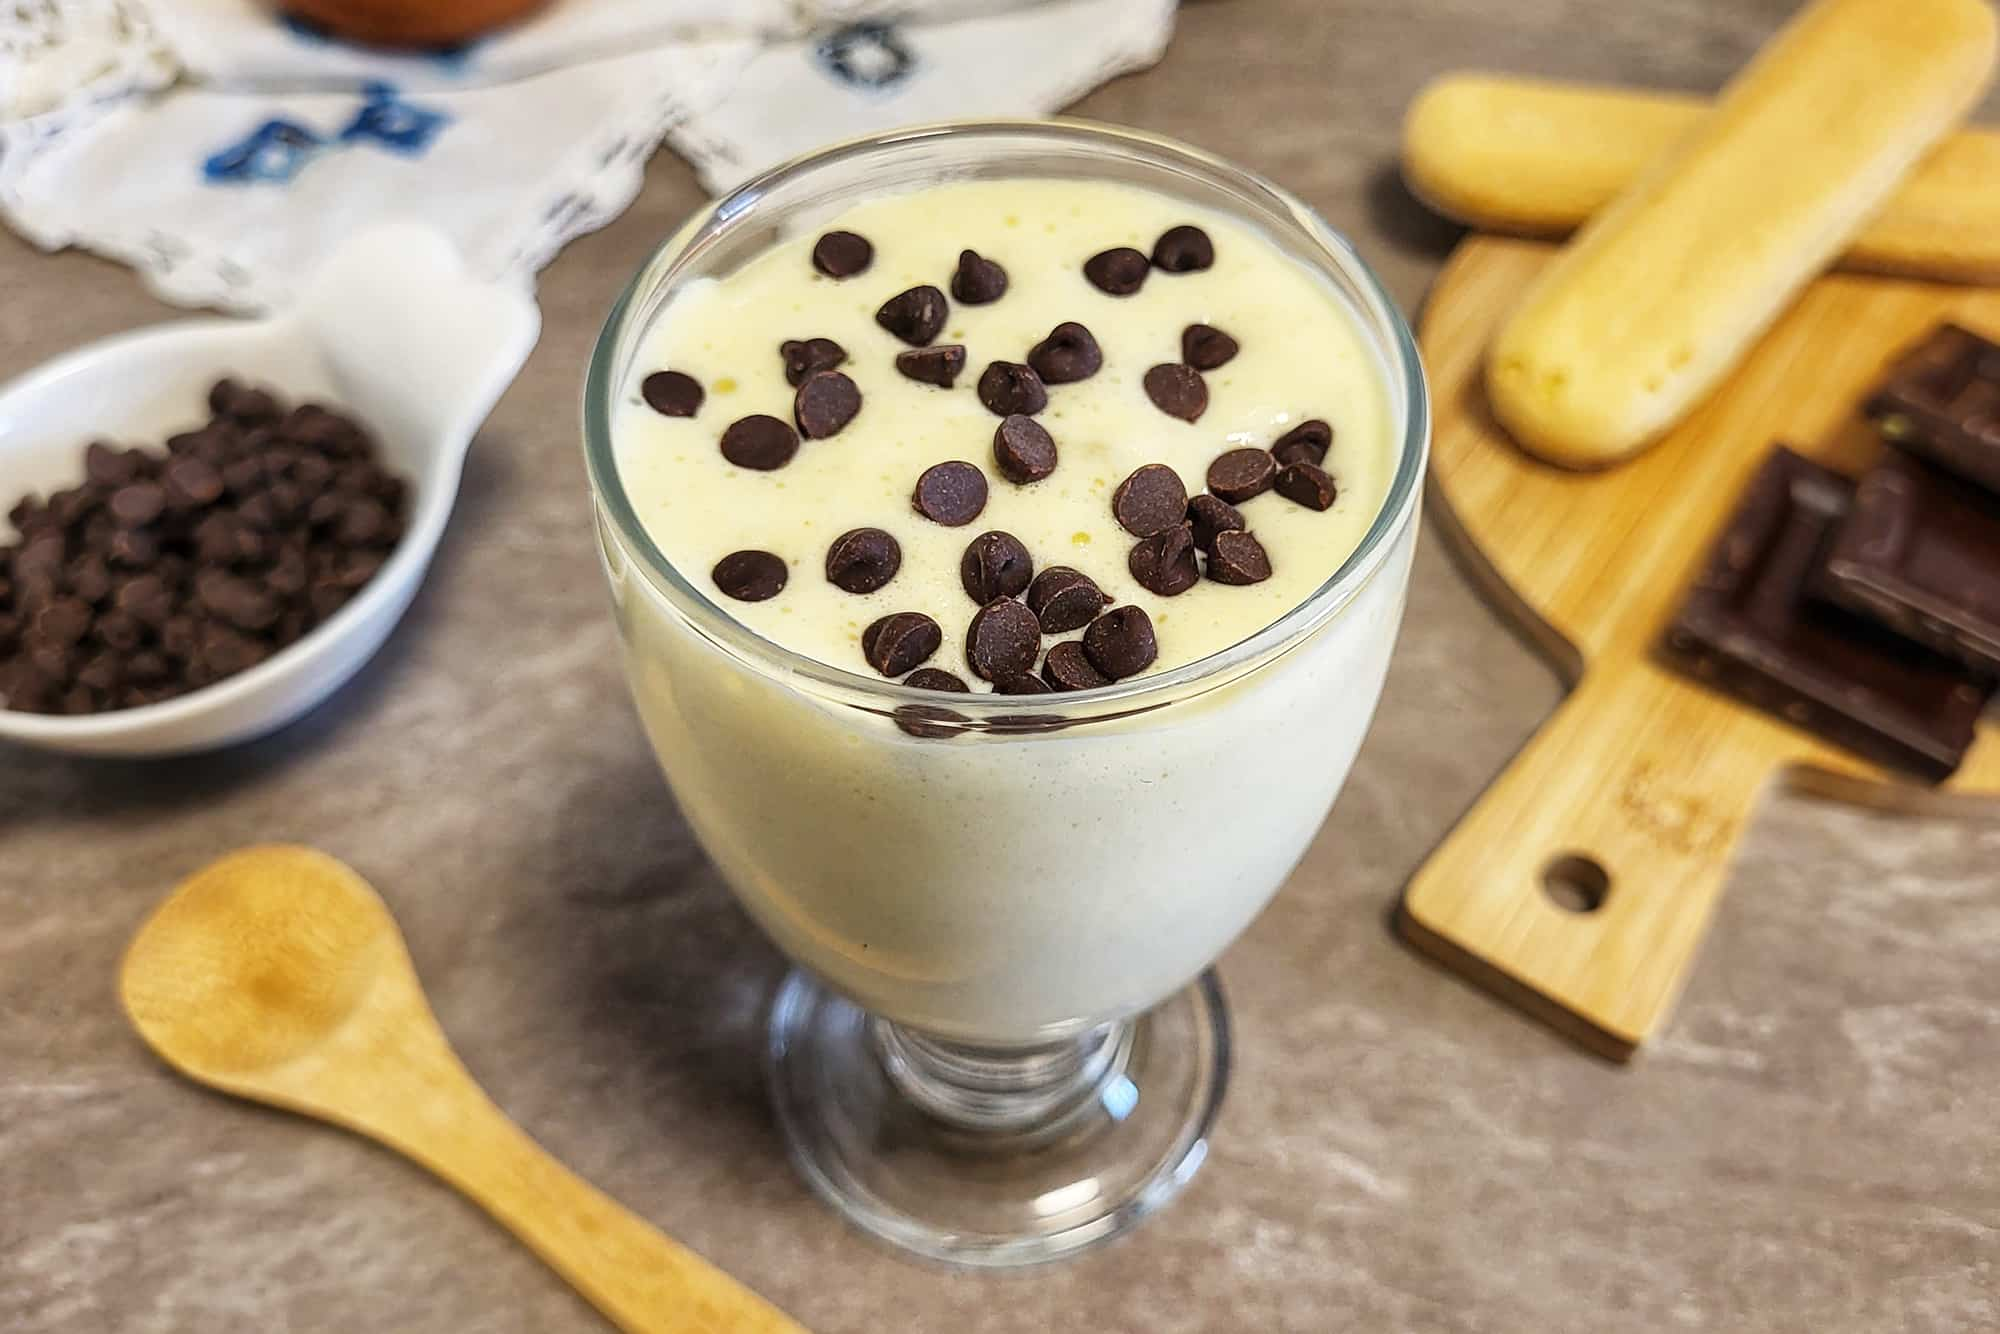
left=581, top=117, right=1430, bottom=722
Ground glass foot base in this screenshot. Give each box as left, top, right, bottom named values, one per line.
left=765, top=970, right=1229, bottom=1268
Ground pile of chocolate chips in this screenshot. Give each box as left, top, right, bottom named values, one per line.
left=0, top=379, right=406, bottom=716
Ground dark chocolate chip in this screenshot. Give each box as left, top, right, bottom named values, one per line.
left=68, top=554, right=111, bottom=605
left=993, top=415, right=1058, bottom=484
left=1026, top=566, right=1109, bottom=634
left=196, top=568, right=281, bottom=631
left=863, top=612, right=942, bottom=677
left=1181, top=323, right=1238, bottom=370
left=1151, top=225, right=1214, bottom=272
left=115, top=574, right=172, bottom=628
left=894, top=703, right=968, bottom=738
left=812, top=230, right=873, bottom=279
left=977, top=361, right=1048, bottom=417
left=720, top=415, right=800, bottom=471
left=781, top=338, right=848, bottom=388
left=34, top=597, right=92, bottom=648
left=713, top=549, right=789, bottom=602
left=75, top=651, right=122, bottom=693
left=642, top=370, right=704, bottom=417
left=1084, top=247, right=1149, bottom=296
left=1207, top=530, right=1272, bottom=585
left=876, top=285, right=948, bottom=347
left=335, top=498, right=391, bottom=547
left=1272, top=419, right=1332, bottom=467
left=1207, top=448, right=1276, bottom=503
left=84, top=442, right=143, bottom=488
left=912, top=461, right=988, bottom=526
left=93, top=609, right=142, bottom=652
left=1187, top=494, right=1247, bottom=551
left=794, top=370, right=862, bottom=439
left=164, top=455, right=225, bottom=509
left=1143, top=363, right=1209, bottom=422
left=1129, top=523, right=1200, bottom=596
left=108, top=525, right=156, bottom=570
left=959, top=531, right=1034, bottom=604
left=993, top=670, right=1052, bottom=696
left=199, top=622, right=269, bottom=676
left=951, top=249, right=1009, bottom=304
left=1083, top=605, right=1158, bottom=680
left=904, top=668, right=969, bottom=692
left=109, top=483, right=165, bottom=528
left=965, top=597, right=1041, bottom=681
left=825, top=527, right=902, bottom=594
left=1275, top=461, right=1338, bottom=511
left=1042, top=639, right=1111, bottom=692
left=896, top=345, right=967, bottom=388
left=1112, top=464, right=1189, bottom=537
left=1027, top=322, right=1102, bottom=384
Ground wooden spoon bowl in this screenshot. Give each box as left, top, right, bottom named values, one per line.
left=121, top=845, right=804, bottom=1334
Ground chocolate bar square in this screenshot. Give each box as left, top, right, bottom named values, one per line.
left=1661, top=446, right=1990, bottom=782
left=1866, top=322, right=2000, bottom=493
left=1823, top=450, right=2000, bottom=676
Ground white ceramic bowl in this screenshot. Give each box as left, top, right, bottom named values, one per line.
left=0, top=225, right=539, bottom=757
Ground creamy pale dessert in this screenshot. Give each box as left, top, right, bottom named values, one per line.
left=614, top=179, right=1393, bottom=691
left=599, top=169, right=1419, bottom=1042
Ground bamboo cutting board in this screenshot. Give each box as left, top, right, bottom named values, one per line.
left=1397, top=235, right=2000, bottom=1061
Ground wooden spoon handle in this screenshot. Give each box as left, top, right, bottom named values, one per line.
left=353, top=1046, right=805, bottom=1334
left=1397, top=654, right=1800, bottom=1058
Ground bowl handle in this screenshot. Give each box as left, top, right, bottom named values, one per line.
left=291, top=225, right=541, bottom=460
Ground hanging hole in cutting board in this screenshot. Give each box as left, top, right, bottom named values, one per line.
left=1541, top=855, right=1609, bottom=914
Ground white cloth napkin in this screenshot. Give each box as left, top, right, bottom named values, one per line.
left=0, top=0, right=1175, bottom=313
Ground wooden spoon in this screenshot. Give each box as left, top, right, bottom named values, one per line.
left=119, top=844, right=806, bottom=1334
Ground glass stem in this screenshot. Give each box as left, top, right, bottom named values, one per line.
left=872, top=1018, right=1138, bottom=1139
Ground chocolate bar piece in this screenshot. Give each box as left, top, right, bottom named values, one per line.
left=1866, top=322, right=2000, bottom=493
left=1823, top=450, right=2000, bottom=675
left=1660, top=446, right=1990, bottom=782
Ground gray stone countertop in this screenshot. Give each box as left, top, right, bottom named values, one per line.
left=4, top=2, right=1996, bottom=1330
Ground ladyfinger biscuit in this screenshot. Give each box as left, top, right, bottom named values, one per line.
left=1486, top=0, right=1997, bottom=470
left=1404, top=74, right=2000, bottom=284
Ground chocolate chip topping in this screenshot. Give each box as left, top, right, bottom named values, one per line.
left=1083, top=605, right=1157, bottom=680
left=1041, top=639, right=1110, bottom=692
left=1181, top=324, right=1239, bottom=371
left=904, top=667, right=969, bottom=692
left=781, top=338, right=847, bottom=388
left=794, top=370, right=862, bottom=440
left=165, top=456, right=225, bottom=510
left=1025, top=565, right=1109, bottom=634
left=812, top=230, right=873, bottom=279
left=896, top=345, right=967, bottom=388
left=1187, top=494, right=1246, bottom=551
left=863, top=612, right=942, bottom=677
left=1272, top=419, right=1333, bottom=467
left=965, top=597, right=1042, bottom=681
left=912, top=461, right=988, bottom=526
left=1143, top=364, right=1209, bottom=422
left=1027, top=322, right=1103, bottom=384
left=1151, top=225, right=1215, bottom=273
left=977, top=361, right=1048, bottom=417
left=959, top=530, right=1034, bottom=604
left=642, top=370, right=704, bottom=417
left=1275, top=460, right=1338, bottom=511
left=993, top=670, right=1052, bottom=696
left=1129, top=523, right=1200, bottom=597
left=1207, top=529, right=1272, bottom=585
left=951, top=249, right=1009, bottom=304
left=1206, top=448, right=1276, bottom=503
left=993, top=415, right=1058, bottom=484
left=720, top=415, right=800, bottom=471
left=893, top=703, right=968, bottom=738
left=825, top=527, right=902, bottom=593
left=875, top=285, right=948, bottom=347
left=1083, top=247, right=1149, bottom=296
left=1111, top=464, right=1188, bottom=537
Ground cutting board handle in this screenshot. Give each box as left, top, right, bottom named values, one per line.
left=1398, top=652, right=1779, bottom=1059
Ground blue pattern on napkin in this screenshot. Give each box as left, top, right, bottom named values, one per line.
left=204, top=85, right=449, bottom=185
